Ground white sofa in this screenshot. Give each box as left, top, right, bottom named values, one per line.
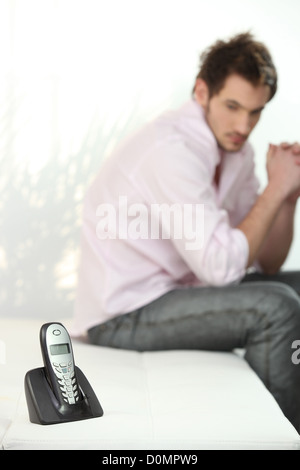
left=1, top=317, right=300, bottom=450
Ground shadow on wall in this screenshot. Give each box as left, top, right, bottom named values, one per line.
left=0, top=99, right=144, bottom=321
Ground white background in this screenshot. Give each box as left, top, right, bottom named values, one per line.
left=0, top=0, right=299, bottom=319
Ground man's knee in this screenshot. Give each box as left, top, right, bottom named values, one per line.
left=260, top=281, right=300, bottom=328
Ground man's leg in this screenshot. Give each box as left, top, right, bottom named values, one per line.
left=88, top=279, right=300, bottom=431
left=242, top=269, right=300, bottom=295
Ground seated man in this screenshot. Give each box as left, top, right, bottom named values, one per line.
left=72, top=32, right=300, bottom=432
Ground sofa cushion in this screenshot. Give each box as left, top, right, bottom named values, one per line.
left=1, top=318, right=300, bottom=450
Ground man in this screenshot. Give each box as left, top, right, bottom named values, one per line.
left=72, top=32, right=300, bottom=431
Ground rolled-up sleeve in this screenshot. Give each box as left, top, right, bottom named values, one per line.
left=170, top=204, right=249, bottom=286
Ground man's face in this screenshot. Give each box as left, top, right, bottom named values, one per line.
left=195, top=74, right=271, bottom=152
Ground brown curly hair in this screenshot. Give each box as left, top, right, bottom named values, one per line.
left=193, top=32, right=277, bottom=101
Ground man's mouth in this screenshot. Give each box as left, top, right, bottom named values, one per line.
left=228, top=134, right=247, bottom=145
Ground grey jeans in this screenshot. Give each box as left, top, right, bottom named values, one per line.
left=88, top=271, right=300, bottom=432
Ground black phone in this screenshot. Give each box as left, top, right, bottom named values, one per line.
left=40, top=322, right=82, bottom=406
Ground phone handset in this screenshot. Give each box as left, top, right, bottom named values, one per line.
left=40, top=322, right=82, bottom=406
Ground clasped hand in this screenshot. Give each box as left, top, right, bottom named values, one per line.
left=267, top=141, right=300, bottom=204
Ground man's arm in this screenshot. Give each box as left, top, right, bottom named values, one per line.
left=255, top=143, right=300, bottom=273
left=237, top=144, right=300, bottom=270
left=255, top=198, right=296, bottom=274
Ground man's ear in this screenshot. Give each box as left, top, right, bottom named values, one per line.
left=194, top=78, right=209, bottom=108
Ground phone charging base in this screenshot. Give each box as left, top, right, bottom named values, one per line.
left=24, top=366, right=104, bottom=425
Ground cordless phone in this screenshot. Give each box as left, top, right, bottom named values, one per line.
left=25, top=321, right=103, bottom=424
left=40, top=322, right=82, bottom=406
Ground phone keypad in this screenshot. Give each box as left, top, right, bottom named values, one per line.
left=52, top=361, right=80, bottom=404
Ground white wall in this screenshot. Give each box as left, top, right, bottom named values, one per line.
left=0, top=0, right=299, bottom=320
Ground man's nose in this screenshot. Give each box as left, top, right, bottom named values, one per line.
left=235, top=113, right=251, bottom=135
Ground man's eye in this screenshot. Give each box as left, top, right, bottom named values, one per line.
left=227, top=104, right=238, bottom=111
left=251, top=110, right=262, bottom=116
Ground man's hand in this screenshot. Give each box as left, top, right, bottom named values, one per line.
left=271, top=142, right=300, bottom=204
left=267, top=142, right=300, bottom=200
left=279, top=141, right=300, bottom=155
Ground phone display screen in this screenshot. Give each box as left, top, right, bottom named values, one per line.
left=50, top=343, right=70, bottom=356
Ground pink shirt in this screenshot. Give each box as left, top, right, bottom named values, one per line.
left=71, top=100, right=260, bottom=336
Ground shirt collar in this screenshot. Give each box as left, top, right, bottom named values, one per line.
left=178, top=99, right=221, bottom=168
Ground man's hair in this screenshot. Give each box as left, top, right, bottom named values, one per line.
left=193, top=32, right=277, bottom=101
